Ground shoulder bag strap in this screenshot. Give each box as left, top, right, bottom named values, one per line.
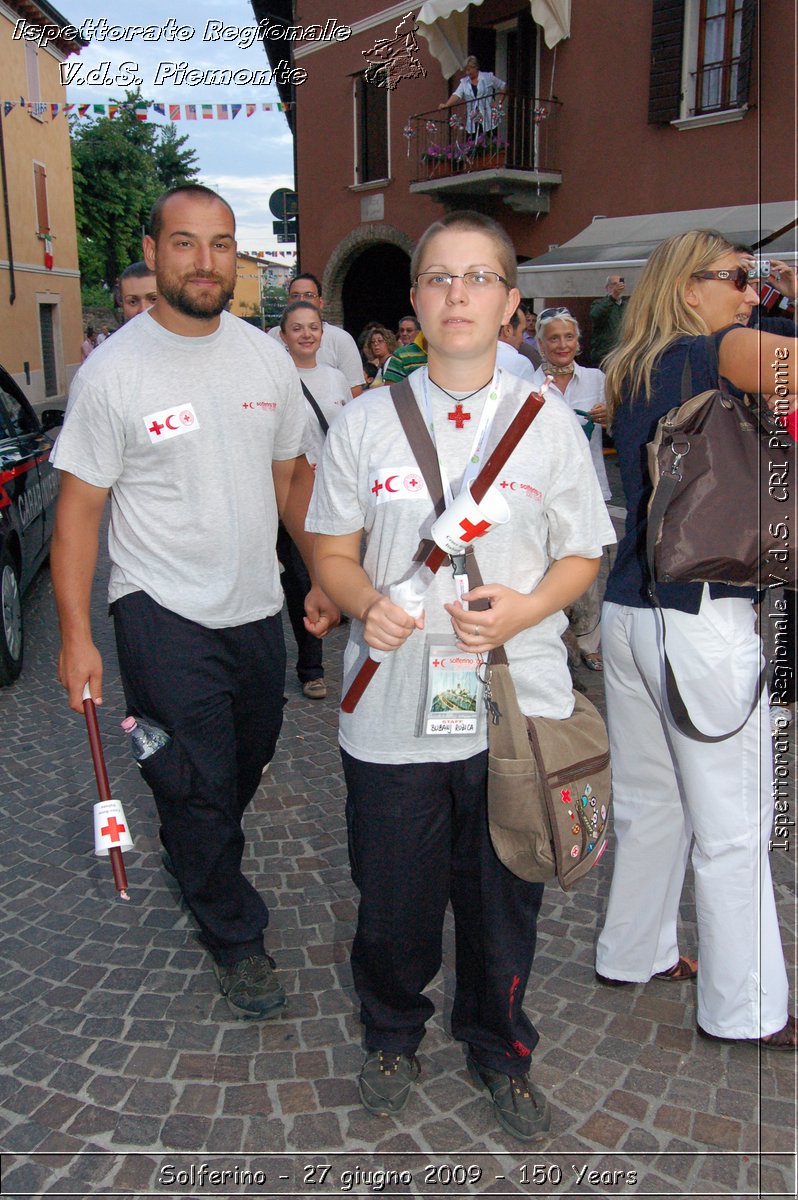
left=389, top=378, right=446, bottom=519
left=300, top=382, right=329, bottom=437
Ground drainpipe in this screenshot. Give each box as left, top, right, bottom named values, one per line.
left=0, top=112, right=16, bottom=304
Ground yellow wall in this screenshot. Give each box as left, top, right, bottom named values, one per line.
left=0, top=9, right=83, bottom=409
left=231, top=254, right=265, bottom=319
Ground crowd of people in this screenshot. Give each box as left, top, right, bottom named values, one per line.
left=51, top=183, right=796, bottom=1147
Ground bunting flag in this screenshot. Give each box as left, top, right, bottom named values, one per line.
left=2, top=97, right=294, bottom=120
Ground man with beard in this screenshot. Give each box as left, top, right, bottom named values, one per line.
left=50, top=184, right=338, bottom=1019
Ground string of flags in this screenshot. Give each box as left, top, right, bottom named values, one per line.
left=2, top=99, right=294, bottom=120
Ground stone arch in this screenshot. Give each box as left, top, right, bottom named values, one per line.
left=322, top=224, right=415, bottom=332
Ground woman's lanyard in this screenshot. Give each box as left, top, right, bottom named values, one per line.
left=420, top=367, right=504, bottom=603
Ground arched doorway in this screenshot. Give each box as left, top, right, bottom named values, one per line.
left=341, top=243, right=412, bottom=340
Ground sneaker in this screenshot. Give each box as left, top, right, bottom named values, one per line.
left=213, top=954, right=287, bottom=1020
left=358, top=1050, right=420, bottom=1116
left=770, top=705, right=793, bottom=735
left=302, top=677, right=327, bottom=700
left=466, top=1054, right=551, bottom=1140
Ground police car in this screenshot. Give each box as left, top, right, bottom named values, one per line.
left=0, top=364, right=63, bottom=685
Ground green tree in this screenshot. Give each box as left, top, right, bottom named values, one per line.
left=71, top=90, right=199, bottom=291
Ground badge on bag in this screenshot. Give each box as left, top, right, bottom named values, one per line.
left=415, top=641, right=484, bottom=737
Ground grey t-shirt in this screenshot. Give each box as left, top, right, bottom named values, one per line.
left=307, top=368, right=616, bottom=764
left=51, top=310, right=309, bottom=628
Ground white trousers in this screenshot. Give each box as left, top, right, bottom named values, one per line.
left=596, top=591, right=789, bottom=1038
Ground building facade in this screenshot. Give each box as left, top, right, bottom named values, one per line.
left=266, top=0, right=794, bottom=342
left=0, top=0, right=85, bottom=409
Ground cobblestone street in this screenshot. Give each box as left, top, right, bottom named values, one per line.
left=0, top=486, right=795, bottom=1198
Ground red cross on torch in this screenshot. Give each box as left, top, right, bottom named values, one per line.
left=458, top=517, right=491, bottom=543
left=82, top=684, right=131, bottom=900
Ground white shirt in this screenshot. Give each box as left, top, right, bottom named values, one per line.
left=531, top=363, right=611, bottom=502
left=495, top=339, right=536, bottom=383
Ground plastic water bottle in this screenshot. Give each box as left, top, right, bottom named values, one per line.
left=121, top=716, right=170, bottom=762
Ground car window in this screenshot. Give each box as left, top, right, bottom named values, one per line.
left=0, top=384, right=38, bottom=437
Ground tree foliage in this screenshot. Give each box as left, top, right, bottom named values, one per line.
left=71, top=90, right=199, bottom=290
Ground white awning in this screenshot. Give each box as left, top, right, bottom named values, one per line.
left=518, top=202, right=798, bottom=298
left=417, top=0, right=571, bottom=79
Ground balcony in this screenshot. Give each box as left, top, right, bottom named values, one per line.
left=407, top=93, right=562, bottom=213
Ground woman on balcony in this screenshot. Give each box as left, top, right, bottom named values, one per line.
left=439, top=55, right=506, bottom=137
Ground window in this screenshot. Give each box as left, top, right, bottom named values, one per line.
left=38, top=305, right=59, bottom=399
left=33, top=162, right=49, bottom=236
left=25, top=42, right=40, bottom=102
left=0, top=384, right=37, bottom=436
left=648, top=0, right=755, bottom=125
left=354, top=74, right=388, bottom=185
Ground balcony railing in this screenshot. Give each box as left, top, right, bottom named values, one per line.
left=408, top=93, right=561, bottom=183
left=692, top=58, right=742, bottom=115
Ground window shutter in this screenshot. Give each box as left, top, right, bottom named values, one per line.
left=735, top=0, right=756, bottom=108
left=33, top=162, right=50, bottom=235
left=648, top=0, right=686, bottom=124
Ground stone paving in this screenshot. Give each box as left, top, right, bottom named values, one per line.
left=0, top=476, right=796, bottom=1198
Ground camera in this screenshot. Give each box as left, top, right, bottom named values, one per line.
left=747, top=258, right=771, bottom=279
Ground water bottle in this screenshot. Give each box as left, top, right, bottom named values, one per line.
left=121, top=716, right=170, bottom=762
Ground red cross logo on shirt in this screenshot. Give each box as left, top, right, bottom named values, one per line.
left=459, top=517, right=491, bottom=543
left=448, top=403, right=471, bottom=429
left=371, top=479, right=383, bottom=496
left=101, top=816, right=126, bottom=843
left=148, top=419, right=164, bottom=437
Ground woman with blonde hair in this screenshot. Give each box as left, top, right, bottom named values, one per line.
left=595, top=229, right=797, bottom=1049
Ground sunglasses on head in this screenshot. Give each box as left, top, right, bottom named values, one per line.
left=691, top=267, right=749, bottom=293
left=538, top=306, right=573, bottom=321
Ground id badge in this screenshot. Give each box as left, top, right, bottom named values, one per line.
left=415, top=640, right=484, bottom=737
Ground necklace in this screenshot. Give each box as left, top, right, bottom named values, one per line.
left=540, top=359, right=575, bottom=377
left=429, top=376, right=493, bottom=428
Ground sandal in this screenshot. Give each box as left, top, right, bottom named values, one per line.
left=581, top=652, right=603, bottom=672
left=653, top=955, right=698, bottom=982
left=698, top=1014, right=797, bottom=1051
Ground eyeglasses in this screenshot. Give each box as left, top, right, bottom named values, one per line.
left=289, top=289, right=320, bottom=300
left=538, top=306, right=573, bottom=321
left=691, top=268, right=749, bottom=293
left=414, top=270, right=508, bottom=290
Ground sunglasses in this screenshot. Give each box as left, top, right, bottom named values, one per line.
left=691, top=267, right=749, bottom=293
left=538, top=306, right=573, bottom=321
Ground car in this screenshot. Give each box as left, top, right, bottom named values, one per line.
left=0, top=364, right=63, bottom=685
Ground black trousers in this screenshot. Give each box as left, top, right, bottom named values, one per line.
left=276, top=523, right=323, bottom=683
left=341, top=749, right=544, bottom=1075
left=113, top=591, right=286, bottom=965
